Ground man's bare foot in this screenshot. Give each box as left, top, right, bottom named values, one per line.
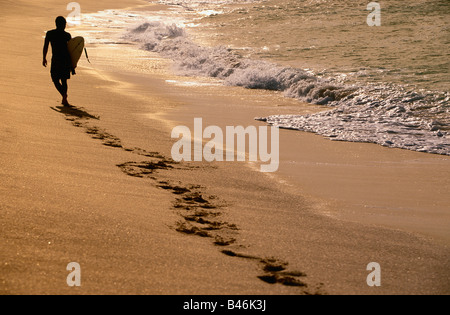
left=62, top=97, right=70, bottom=107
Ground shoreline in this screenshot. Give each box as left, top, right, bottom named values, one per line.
left=74, top=26, right=450, bottom=293
left=1, top=0, right=449, bottom=295
left=111, top=3, right=450, bottom=244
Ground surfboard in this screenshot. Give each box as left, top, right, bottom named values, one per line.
left=67, top=36, right=84, bottom=70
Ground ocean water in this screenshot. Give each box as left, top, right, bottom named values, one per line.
left=83, top=0, right=450, bottom=155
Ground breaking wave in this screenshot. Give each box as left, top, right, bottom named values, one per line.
left=125, top=21, right=449, bottom=156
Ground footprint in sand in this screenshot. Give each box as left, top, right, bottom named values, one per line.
left=52, top=104, right=319, bottom=294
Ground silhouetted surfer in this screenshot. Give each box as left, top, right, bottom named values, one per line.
left=43, top=16, right=72, bottom=106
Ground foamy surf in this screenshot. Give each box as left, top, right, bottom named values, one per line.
left=81, top=0, right=449, bottom=157
left=124, top=18, right=449, bottom=156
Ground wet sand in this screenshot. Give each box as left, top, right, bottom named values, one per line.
left=1, top=0, right=449, bottom=295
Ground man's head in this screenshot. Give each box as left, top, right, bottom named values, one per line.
left=55, top=16, right=67, bottom=30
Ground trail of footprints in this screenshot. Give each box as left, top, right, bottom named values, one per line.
left=52, top=104, right=320, bottom=293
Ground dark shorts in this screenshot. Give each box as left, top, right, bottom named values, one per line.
left=51, top=59, right=71, bottom=81
left=51, top=69, right=71, bottom=81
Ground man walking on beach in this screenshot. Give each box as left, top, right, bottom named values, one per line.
left=43, top=16, right=72, bottom=106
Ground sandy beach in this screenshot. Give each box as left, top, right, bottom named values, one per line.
left=1, top=0, right=449, bottom=295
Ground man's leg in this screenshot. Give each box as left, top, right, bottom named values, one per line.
left=51, top=73, right=64, bottom=96
left=51, top=73, right=69, bottom=105
left=60, top=78, right=69, bottom=105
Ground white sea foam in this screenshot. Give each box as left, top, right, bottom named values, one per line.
left=157, top=0, right=256, bottom=7
left=125, top=19, right=449, bottom=156
left=80, top=3, right=450, bottom=156
left=256, top=90, right=450, bottom=156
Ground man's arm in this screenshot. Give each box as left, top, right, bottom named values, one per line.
left=43, top=36, right=50, bottom=67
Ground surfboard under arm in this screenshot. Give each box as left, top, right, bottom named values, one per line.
left=67, top=36, right=85, bottom=69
